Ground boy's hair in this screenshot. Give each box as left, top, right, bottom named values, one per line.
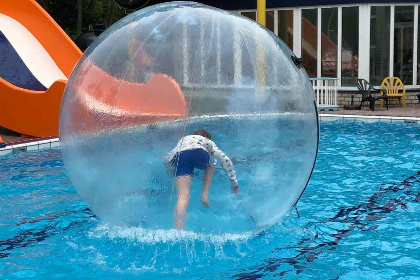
left=193, top=129, right=212, bottom=140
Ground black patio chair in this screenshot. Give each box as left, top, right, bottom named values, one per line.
left=356, top=79, right=389, bottom=111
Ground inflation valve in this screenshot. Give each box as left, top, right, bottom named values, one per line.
left=291, top=56, right=303, bottom=69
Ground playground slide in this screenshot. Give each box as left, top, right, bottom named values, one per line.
left=64, top=59, right=187, bottom=134
left=0, top=0, right=82, bottom=137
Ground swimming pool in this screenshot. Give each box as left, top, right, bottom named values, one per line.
left=1, top=119, right=419, bottom=279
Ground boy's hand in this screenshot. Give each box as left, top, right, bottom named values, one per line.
left=231, top=182, right=239, bottom=195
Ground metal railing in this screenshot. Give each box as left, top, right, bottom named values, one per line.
left=310, top=77, right=339, bottom=110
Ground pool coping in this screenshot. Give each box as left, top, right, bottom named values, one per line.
left=1, top=114, right=419, bottom=156
left=318, top=114, right=420, bottom=123
left=0, top=138, right=60, bottom=157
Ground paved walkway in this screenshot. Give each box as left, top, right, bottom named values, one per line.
left=1, top=104, right=420, bottom=144
left=321, top=104, right=420, bottom=117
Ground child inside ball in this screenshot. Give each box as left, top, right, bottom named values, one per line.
left=166, top=129, right=240, bottom=230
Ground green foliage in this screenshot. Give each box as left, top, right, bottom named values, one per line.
left=35, top=0, right=133, bottom=40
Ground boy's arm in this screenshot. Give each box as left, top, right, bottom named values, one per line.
left=211, top=144, right=239, bottom=194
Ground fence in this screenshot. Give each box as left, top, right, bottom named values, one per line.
left=309, top=77, right=339, bottom=111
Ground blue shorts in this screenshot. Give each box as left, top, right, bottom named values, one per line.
left=174, top=148, right=210, bottom=177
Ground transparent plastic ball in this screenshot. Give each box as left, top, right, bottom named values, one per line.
left=59, top=2, right=319, bottom=234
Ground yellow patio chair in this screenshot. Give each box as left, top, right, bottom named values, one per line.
left=380, top=77, right=406, bottom=108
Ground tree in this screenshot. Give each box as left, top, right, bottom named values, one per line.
left=77, top=0, right=83, bottom=35
left=36, top=0, right=78, bottom=38
left=36, top=0, right=131, bottom=40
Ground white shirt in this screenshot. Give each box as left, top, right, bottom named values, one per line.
left=166, top=135, right=238, bottom=186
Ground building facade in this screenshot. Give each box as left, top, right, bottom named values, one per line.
left=153, top=0, right=420, bottom=106
left=237, top=2, right=420, bottom=91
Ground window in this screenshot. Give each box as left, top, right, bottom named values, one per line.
left=236, top=4, right=420, bottom=88
left=370, top=6, right=390, bottom=85
left=241, top=11, right=256, bottom=21
left=321, top=8, right=338, bottom=77
left=266, top=11, right=275, bottom=33
left=394, top=6, right=414, bottom=85
left=278, top=10, right=293, bottom=50
left=220, top=20, right=234, bottom=85
left=341, top=7, right=359, bottom=86
left=418, top=6, right=420, bottom=85
left=302, top=9, right=318, bottom=78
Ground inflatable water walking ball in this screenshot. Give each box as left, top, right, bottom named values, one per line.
left=59, top=2, right=319, bottom=234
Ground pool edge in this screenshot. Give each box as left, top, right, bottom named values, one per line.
left=319, top=114, right=420, bottom=124
left=0, top=137, right=59, bottom=156
left=1, top=114, right=419, bottom=157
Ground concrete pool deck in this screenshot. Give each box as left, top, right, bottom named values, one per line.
left=321, top=103, right=420, bottom=118
left=1, top=104, right=420, bottom=145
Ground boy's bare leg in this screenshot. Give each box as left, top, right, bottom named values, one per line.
left=175, top=175, right=191, bottom=230
left=202, top=165, right=215, bottom=208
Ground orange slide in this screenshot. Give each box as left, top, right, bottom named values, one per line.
left=0, top=0, right=82, bottom=137
left=67, top=60, right=188, bottom=133
left=0, top=0, right=187, bottom=138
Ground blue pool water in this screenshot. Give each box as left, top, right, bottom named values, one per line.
left=1, top=120, right=419, bottom=279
